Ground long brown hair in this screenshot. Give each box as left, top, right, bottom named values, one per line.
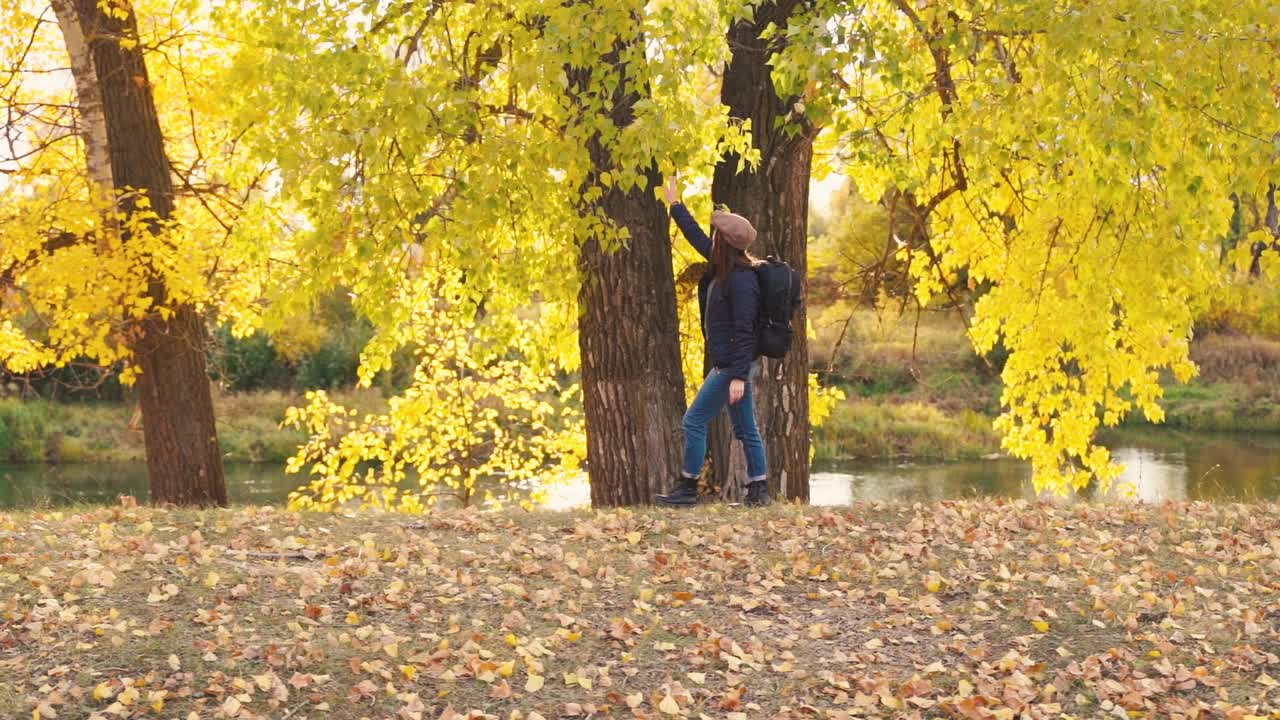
left=711, top=229, right=762, bottom=284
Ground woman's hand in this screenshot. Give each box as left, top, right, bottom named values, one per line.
left=728, top=378, right=745, bottom=405
left=663, top=174, right=680, bottom=205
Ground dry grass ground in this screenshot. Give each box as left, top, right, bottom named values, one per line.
left=2, top=501, right=1280, bottom=719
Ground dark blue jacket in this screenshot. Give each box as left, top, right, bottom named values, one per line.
left=670, top=202, right=759, bottom=381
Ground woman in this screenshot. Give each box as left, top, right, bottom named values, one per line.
left=656, top=175, right=769, bottom=507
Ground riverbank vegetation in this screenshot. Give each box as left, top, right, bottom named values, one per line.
left=3, top=501, right=1280, bottom=719
left=807, top=298, right=1280, bottom=461
left=4, top=314, right=1279, bottom=467
left=0, top=390, right=387, bottom=466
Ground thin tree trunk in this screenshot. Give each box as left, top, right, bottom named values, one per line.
left=49, top=0, right=112, bottom=194
left=570, top=26, right=686, bottom=507
left=54, top=0, right=227, bottom=506
left=1267, top=184, right=1278, bottom=239
left=710, top=2, right=816, bottom=502
left=708, top=355, right=752, bottom=503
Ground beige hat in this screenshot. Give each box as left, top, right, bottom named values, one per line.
left=710, top=209, right=757, bottom=251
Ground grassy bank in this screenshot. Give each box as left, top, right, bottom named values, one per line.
left=813, top=400, right=999, bottom=462
left=810, top=306, right=1003, bottom=461
left=2, top=501, right=1280, bottom=719
left=1128, top=334, right=1280, bottom=432
left=811, top=307, right=1280, bottom=459
left=0, top=389, right=387, bottom=465
left=3, top=320, right=1277, bottom=468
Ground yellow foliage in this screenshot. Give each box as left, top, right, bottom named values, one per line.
left=0, top=0, right=271, bottom=378
left=791, top=0, right=1280, bottom=493
left=284, top=274, right=585, bottom=513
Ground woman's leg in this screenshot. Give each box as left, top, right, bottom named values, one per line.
left=727, top=379, right=768, bottom=482
left=681, top=369, right=731, bottom=478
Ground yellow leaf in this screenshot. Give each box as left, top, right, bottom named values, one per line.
left=401, top=665, right=417, bottom=680
left=925, top=580, right=941, bottom=593
left=1032, top=620, right=1050, bottom=633
left=525, top=675, right=544, bottom=693
left=118, top=687, right=139, bottom=706
left=93, top=682, right=113, bottom=702
left=808, top=623, right=835, bottom=639
left=346, top=612, right=360, bottom=625
left=658, top=694, right=680, bottom=714
left=626, top=531, right=641, bottom=544
left=383, top=643, right=399, bottom=658
left=498, top=660, right=515, bottom=678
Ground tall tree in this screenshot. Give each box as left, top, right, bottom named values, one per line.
left=224, top=0, right=737, bottom=507
left=567, top=22, right=686, bottom=506
left=708, top=0, right=817, bottom=503
left=48, top=0, right=225, bottom=505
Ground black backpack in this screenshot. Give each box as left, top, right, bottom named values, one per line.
left=753, top=256, right=802, bottom=359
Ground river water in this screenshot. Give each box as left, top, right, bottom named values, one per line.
left=2, top=430, right=1279, bottom=510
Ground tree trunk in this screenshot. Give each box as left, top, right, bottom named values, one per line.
left=570, top=31, right=687, bottom=507
left=1267, top=184, right=1278, bottom=239
left=49, top=0, right=113, bottom=194
left=710, top=2, right=816, bottom=503
left=53, top=0, right=227, bottom=506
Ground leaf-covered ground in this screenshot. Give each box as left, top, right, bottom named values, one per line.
left=2, top=500, right=1280, bottom=719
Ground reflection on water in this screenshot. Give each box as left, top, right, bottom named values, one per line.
left=2, top=430, right=1279, bottom=509
left=0, top=463, right=300, bottom=509
left=810, top=431, right=1280, bottom=505
left=810, top=457, right=1033, bottom=505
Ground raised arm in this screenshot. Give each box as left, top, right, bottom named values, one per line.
left=663, top=174, right=712, bottom=259
left=669, top=202, right=712, bottom=260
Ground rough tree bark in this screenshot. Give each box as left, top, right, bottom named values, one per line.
left=570, top=30, right=687, bottom=507
left=52, top=0, right=227, bottom=506
left=709, top=0, right=816, bottom=503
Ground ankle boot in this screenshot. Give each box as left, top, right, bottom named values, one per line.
left=744, top=480, right=771, bottom=507
left=656, top=475, right=698, bottom=506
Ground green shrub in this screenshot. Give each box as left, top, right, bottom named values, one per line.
left=210, top=329, right=295, bottom=392
left=297, top=341, right=362, bottom=390
left=0, top=399, right=49, bottom=463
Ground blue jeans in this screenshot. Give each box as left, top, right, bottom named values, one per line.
left=682, top=367, right=767, bottom=483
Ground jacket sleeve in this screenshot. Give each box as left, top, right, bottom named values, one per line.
left=669, top=202, right=712, bottom=260
left=726, top=270, right=760, bottom=381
